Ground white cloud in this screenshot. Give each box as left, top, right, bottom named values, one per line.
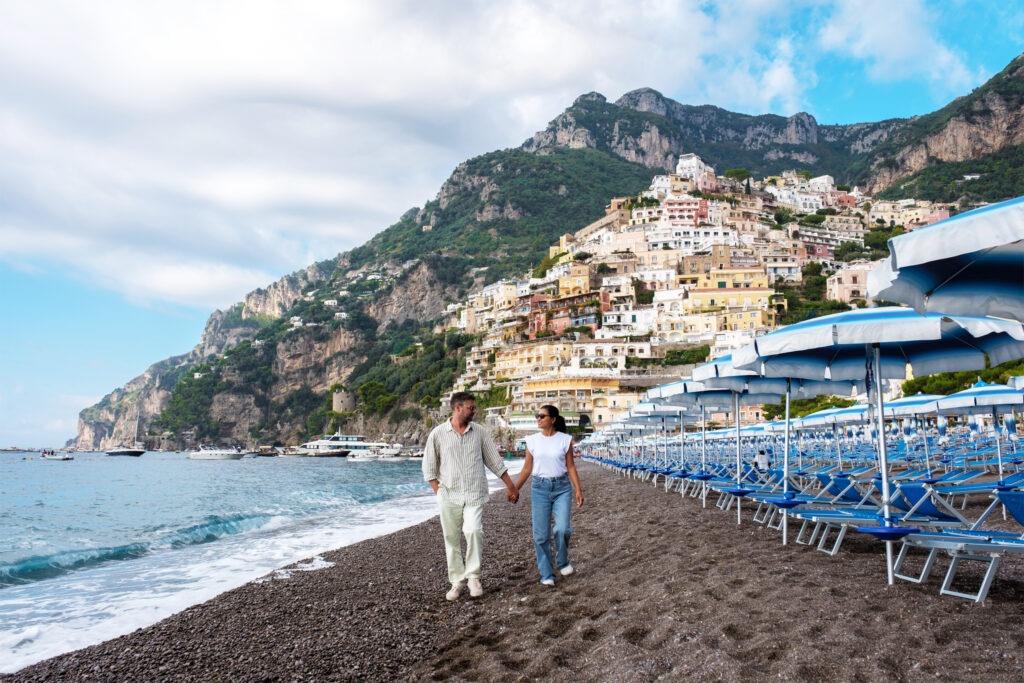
left=0, top=0, right=1007, bottom=318
left=816, top=0, right=976, bottom=95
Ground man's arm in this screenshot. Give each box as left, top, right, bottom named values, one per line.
left=422, top=429, right=441, bottom=489
left=500, top=471, right=518, bottom=503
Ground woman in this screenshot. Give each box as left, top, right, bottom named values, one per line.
left=515, top=405, right=584, bottom=586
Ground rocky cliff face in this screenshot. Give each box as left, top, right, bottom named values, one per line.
left=523, top=88, right=899, bottom=177
left=75, top=256, right=453, bottom=451
left=76, top=360, right=176, bottom=450
left=75, top=263, right=330, bottom=450
left=865, top=86, right=1024, bottom=193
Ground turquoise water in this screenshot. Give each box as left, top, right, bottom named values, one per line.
left=0, top=451, right=444, bottom=672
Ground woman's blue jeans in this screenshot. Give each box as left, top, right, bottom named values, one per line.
left=531, top=475, right=573, bottom=582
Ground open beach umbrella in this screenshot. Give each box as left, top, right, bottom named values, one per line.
left=692, top=355, right=864, bottom=543
left=732, top=306, right=1024, bottom=584
left=936, top=381, right=1024, bottom=480
left=868, top=195, right=1024, bottom=322
left=648, top=378, right=780, bottom=521
left=881, top=393, right=946, bottom=477
left=628, top=402, right=695, bottom=471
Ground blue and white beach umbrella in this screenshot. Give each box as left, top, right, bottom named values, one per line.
left=647, top=378, right=779, bottom=516
left=868, top=195, right=1024, bottom=322
left=936, top=381, right=1024, bottom=479
left=691, top=355, right=865, bottom=541
left=733, top=306, right=1024, bottom=584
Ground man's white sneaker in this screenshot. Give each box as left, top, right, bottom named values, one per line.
left=467, top=578, right=483, bottom=598
left=446, top=582, right=463, bottom=601
left=559, top=564, right=574, bottom=576
left=540, top=579, right=555, bottom=586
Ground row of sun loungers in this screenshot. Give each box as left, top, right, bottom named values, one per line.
left=591, top=448, right=1024, bottom=602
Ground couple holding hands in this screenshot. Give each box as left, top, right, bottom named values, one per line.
left=422, top=391, right=584, bottom=600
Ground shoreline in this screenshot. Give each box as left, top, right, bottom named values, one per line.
left=4, top=461, right=1024, bottom=681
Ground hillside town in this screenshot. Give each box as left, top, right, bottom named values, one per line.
left=442, top=154, right=954, bottom=437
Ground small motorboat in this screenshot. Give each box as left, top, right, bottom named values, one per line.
left=40, top=450, right=73, bottom=461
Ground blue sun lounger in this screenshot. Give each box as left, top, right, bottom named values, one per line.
left=894, top=490, right=1024, bottom=602
left=792, top=481, right=971, bottom=556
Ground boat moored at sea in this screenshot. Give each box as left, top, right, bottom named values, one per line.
left=40, top=450, right=73, bottom=461
left=106, top=446, right=145, bottom=457
left=288, top=433, right=352, bottom=457
left=187, top=445, right=245, bottom=460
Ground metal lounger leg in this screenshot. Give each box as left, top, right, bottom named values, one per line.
left=941, top=552, right=1002, bottom=603
left=893, top=544, right=940, bottom=584
left=816, top=523, right=847, bottom=556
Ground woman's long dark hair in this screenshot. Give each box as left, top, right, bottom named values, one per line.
left=541, top=404, right=567, bottom=434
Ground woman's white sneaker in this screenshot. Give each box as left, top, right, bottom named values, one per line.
left=559, top=564, right=574, bottom=576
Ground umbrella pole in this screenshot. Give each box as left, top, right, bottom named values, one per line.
left=921, top=416, right=933, bottom=478
left=662, top=417, right=670, bottom=490
left=870, top=344, right=896, bottom=585
left=993, top=407, right=1004, bottom=481
left=783, top=384, right=792, bottom=545
left=701, top=406, right=708, bottom=508
left=735, top=392, right=742, bottom=524
left=834, top=423, right=842, bottom=472
left=678, top=409, right=685, bottom=472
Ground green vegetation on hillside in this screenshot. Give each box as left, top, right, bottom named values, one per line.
left=877, top=144, right=1024, bottom=203
left=346, top=147, right=654, bottom=293
left=901, top=358, right=1024, bottom=397
left=774, top=262, right=851, bottom=325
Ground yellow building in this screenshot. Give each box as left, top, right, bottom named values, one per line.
left=510, top=376, right=644, bottom=432
left=493, top=340, right=573, bottom=383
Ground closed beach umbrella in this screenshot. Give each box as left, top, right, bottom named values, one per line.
left=868, top=195, right=1024, bottom=322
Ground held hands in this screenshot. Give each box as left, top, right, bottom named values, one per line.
left=506, top=485, right=519, bottom=504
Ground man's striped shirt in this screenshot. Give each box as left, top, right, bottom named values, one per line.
left=422, top=419, right=506, bottom=505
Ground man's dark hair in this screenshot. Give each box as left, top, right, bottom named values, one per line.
left=450, top=391, right=476, bottom=409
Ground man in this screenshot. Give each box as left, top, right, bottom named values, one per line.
left=423, top=391, right=519, bottom=601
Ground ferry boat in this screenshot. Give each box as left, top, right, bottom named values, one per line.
left=289, top=433, right=353, bottom=457
left=327, top=434, right=400, bottom=461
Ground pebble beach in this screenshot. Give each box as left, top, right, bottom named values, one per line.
left=5, top=461, right=1024, bottom=682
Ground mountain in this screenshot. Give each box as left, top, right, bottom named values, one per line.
left=74, top=54, right=1024, bottom=450
left=523, top=89, right=903, bottom=183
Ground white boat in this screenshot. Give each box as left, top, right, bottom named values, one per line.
left=375, top=444, right=409, bottom=462
left=325, top=434, right=394, bottom=461
left=40, top=450, right=73, bottom=461
left=187, top=446, right=245, bottom=460
left=288, top=432, right=352, bottom=457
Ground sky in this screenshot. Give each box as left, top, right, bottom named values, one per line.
left=1, top=0, right=1022, bottom=448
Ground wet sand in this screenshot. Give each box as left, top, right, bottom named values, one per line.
left=5, top=461, right=1024, bottom=682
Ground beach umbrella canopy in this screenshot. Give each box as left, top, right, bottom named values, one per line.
left=867, top=195, right=1024, bottom=322
left=732, top=306, right=1024, bottom=584
left=936, top=381, right=1024, bottom=478
left=882, top=393, right=945, bottom=417
left=936, top=380, right=1024, bottom=413
left=732, top=307, right=1024, bottom=382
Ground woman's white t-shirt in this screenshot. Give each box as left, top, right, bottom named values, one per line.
left=525, top=431, right=573, bottom=478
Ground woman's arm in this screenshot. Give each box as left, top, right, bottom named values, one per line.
left=515, top=448, right=534, bottom=490
left=564, top=441, right=584, bottom=507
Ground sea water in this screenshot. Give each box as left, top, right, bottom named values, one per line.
left=0, top=451, right=520, bottom=673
